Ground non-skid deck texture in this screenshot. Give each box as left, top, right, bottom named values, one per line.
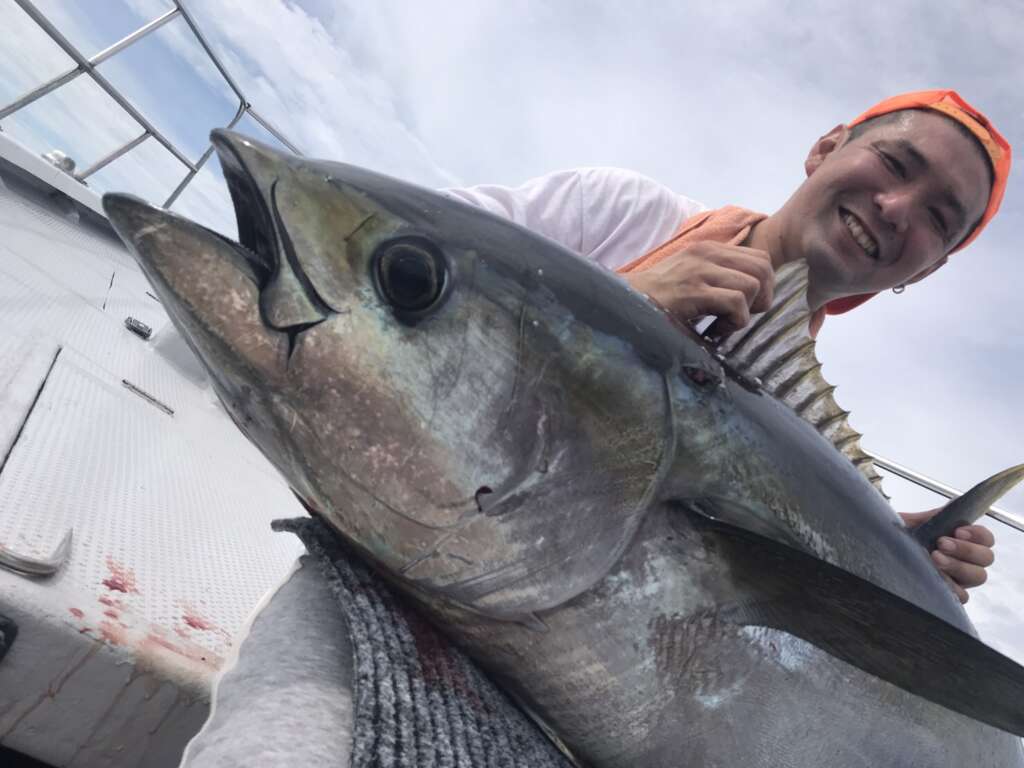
left=278, top=516, right=574, bottom=768
left=0, top=149, right=305, bottom=765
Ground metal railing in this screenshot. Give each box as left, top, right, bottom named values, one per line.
left=868, top=452, right=1024, bottom=534
left=0, top=0, right=1020, bottom=536
left=0, top=0, right=301, bottom=207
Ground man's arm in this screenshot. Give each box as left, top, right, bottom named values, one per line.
left=621, top=243, right=776, bottom=333
left=447, top=168, right=775, bottom=329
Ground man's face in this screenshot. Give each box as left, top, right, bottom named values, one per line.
left=782, top=110, right=992, bottom=305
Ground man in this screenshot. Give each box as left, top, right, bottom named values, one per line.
left=447, top=89, right=1011, bottom=604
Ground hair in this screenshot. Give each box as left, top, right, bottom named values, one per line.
left=845, top=109, right=993, bottom=248
left=847, top=109, right=994, bottom=185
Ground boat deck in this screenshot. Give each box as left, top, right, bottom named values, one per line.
left=0, top=133, right=304, bottom=766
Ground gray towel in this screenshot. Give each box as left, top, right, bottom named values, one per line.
left=180, top=516, right=574, bottom=767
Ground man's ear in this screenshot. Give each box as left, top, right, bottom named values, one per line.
left=805, top=123, right=851, bottom=177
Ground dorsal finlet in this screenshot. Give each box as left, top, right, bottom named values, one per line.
left=719, top=260, right=887, bottom=496
left=720, top=283, right=810, bottom=360
left=815, top=409, right=851, bottom=433
left=834, top=432, right=862, bottom=451
left=758, top=338, right=817, bottom=382
left=740, top=314, right=816, bottom=376
left=793, top=384, right=838, bottom=416
left=773, top=362, right=824, bottom=402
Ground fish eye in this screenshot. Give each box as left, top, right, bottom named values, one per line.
left=373, top=237, right=448, bottom=317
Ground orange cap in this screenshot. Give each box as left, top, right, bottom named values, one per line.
left=824, top=89, right=1012, bottom=318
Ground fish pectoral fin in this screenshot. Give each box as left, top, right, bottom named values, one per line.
left=696, top=513, right=1024, bottom=737
left=911, top=463, right=1024, bottom=549
left=690, top=497, right=808, bottom=552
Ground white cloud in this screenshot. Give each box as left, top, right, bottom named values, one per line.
left=162, top=0, right=458, bottom=187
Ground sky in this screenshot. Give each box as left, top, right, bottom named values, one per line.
left=0, top=0, right=1021, bottom=664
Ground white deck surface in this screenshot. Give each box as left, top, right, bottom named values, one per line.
left=0, top=133, right=305, bottom=766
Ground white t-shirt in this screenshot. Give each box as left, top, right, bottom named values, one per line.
left=445, top=167, right=706, bottom=271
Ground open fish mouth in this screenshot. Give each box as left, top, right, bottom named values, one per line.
left=212, top=130, right=279, bottom=290
left=102, top=130, right=344, bottom=368
left=102, top=138, right=274, bottom=303
left=105, top=130, right=282, bottom=292
left=213, top=130, right=337, bottom=330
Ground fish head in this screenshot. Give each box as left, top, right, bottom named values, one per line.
left=103, top=130, right=525, bottom=548
left=103, top=131, right=664, bottom=610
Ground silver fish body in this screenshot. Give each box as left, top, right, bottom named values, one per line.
left=104, top=131, right=1024, bottom=767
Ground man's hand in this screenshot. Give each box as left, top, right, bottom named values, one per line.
left=622, top=242, right=775, bottom=332
left=900, top=509, right=996, bottom=604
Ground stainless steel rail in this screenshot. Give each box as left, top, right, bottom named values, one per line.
left=868, top=452, right=1024, bottom=534
left=0, top=0, right=301, bottom=203
left=74, top=130, right=149, bottom=181
left=0, top=7, right=180, bottom=120
left=163, top=101, right=245, bottom=206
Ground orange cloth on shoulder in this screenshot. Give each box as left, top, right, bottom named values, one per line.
left=615, top=206, right=835, bottom=338
left=614, top=207, right=824, bottom=333
left=616, top=205, right=766, bottom=274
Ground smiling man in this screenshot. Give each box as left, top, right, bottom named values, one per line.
left=447, top=90, right=1012, bottom=602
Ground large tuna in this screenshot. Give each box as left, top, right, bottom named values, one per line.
left=103, top=131, right=1024, bottom=767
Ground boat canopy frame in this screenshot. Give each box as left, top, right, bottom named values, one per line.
left=0, top=0, right=301, bottom=207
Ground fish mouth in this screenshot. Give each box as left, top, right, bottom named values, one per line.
left=104, top=129, right=335, bottom=367
left=101, top=130, right=285, bottom=297
left=101, top=191, right=267, bottom=295
left=211, top=130, right=333, bottom=334
left=100, top=137, right=311, bottom=387
left=210, top=129, right=278, bottom=290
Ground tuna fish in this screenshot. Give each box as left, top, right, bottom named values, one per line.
left=103, top=130, right=1024, bottom=767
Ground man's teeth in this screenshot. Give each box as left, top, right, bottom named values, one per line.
left=842, top=212, right=878, bottom=258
